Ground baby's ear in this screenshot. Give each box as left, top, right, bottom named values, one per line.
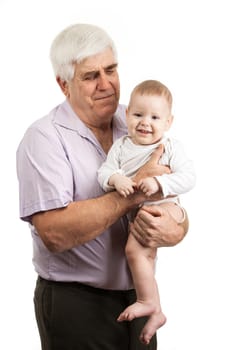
left=125, top=107, right=130, bottom=121
left=166, top=114, right=174, bottom=130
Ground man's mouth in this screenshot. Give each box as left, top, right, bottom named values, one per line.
left=94, top=94, right=114, bottom=101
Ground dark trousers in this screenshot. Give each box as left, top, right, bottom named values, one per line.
left=34, top=276, right=157, bottom=350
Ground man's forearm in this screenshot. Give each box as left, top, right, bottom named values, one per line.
left=32, top=191, right=144, bottom=253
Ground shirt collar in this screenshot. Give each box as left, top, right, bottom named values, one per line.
left=53, top=99, right=127, bottom=140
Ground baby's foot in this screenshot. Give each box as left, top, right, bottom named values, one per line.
left=117, top=301, right=157, bottom=322
left=140, top=311, right=166, bottom=345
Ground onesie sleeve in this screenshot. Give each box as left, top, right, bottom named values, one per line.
left=97, top=138, right=123, bottom=192
left=156, top=138, right=196, bottom=197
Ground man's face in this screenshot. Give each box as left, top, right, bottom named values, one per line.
left=65, top=48, right=120, bottom=126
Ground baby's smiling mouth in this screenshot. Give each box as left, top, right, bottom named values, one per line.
left=137, top=129, right=152, bottom=134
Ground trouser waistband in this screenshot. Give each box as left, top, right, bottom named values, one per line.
left=38, top=275, right=133, bottom=297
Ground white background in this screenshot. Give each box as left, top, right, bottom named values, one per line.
left=1, top=0, right=232, bottom=349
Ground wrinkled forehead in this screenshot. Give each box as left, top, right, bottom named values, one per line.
left=75, top=47, right=117, bottom=74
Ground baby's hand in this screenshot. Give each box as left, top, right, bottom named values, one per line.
left=138, top=177, right=159, bottom=197
left=109, top=174, right=137, bottom=197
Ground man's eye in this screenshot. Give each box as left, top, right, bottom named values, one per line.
left=84, top=74, right=95, bottom=81
left=105, top=65, right=117, bottom=75
left=82, top=72, right=98, bottom=81
left=106, top=68, right=115, bottom=74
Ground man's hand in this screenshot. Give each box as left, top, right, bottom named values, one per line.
left=129, top=204, right=188, bottom=248
left=133, top=144, right=170, bottom=183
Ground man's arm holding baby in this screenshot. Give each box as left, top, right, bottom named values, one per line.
left=131, top=143, right=189, bottom=248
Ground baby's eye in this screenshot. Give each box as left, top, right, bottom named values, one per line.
left=134, top=113, right=142, bottom=117
left=152, top=115, right=159, bottom=120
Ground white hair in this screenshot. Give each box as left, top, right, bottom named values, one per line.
left=50, top=23, right=118, bottom=82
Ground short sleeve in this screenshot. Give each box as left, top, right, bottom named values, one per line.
left=16, top=123, right=73, bottom=221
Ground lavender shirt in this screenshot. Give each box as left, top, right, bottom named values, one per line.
left=17, top=100, right=133, bottom=290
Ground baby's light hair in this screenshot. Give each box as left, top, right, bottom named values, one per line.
left=50, top=23, right=118, bottom=82
left=130, top=80, right=173, bottom=109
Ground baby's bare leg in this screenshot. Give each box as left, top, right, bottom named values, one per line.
left=159, top=201, right=185, bottom=223
left=118, top=202, right=183, bottom=344
left=117, top=233, right=166, bottom=338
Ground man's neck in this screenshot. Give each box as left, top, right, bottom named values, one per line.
left=88, top=123, right=113, bottom=154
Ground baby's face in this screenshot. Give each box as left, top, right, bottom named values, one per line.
left=126, top=93, right=173, bottom=145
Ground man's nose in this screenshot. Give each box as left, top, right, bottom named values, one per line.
left=97, top=72, right=111, bottom=89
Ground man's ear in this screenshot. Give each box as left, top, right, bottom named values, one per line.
left=56, top=77, right=70, bottom=97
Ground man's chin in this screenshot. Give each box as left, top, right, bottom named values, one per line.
left=101, top=105, right=118, bottom=118
left=95, top=100, right=118, bottom=117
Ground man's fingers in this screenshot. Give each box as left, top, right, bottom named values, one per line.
left=138, top=205, right=163, bottom=218
left=129, top=222, right=148, bottom=247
